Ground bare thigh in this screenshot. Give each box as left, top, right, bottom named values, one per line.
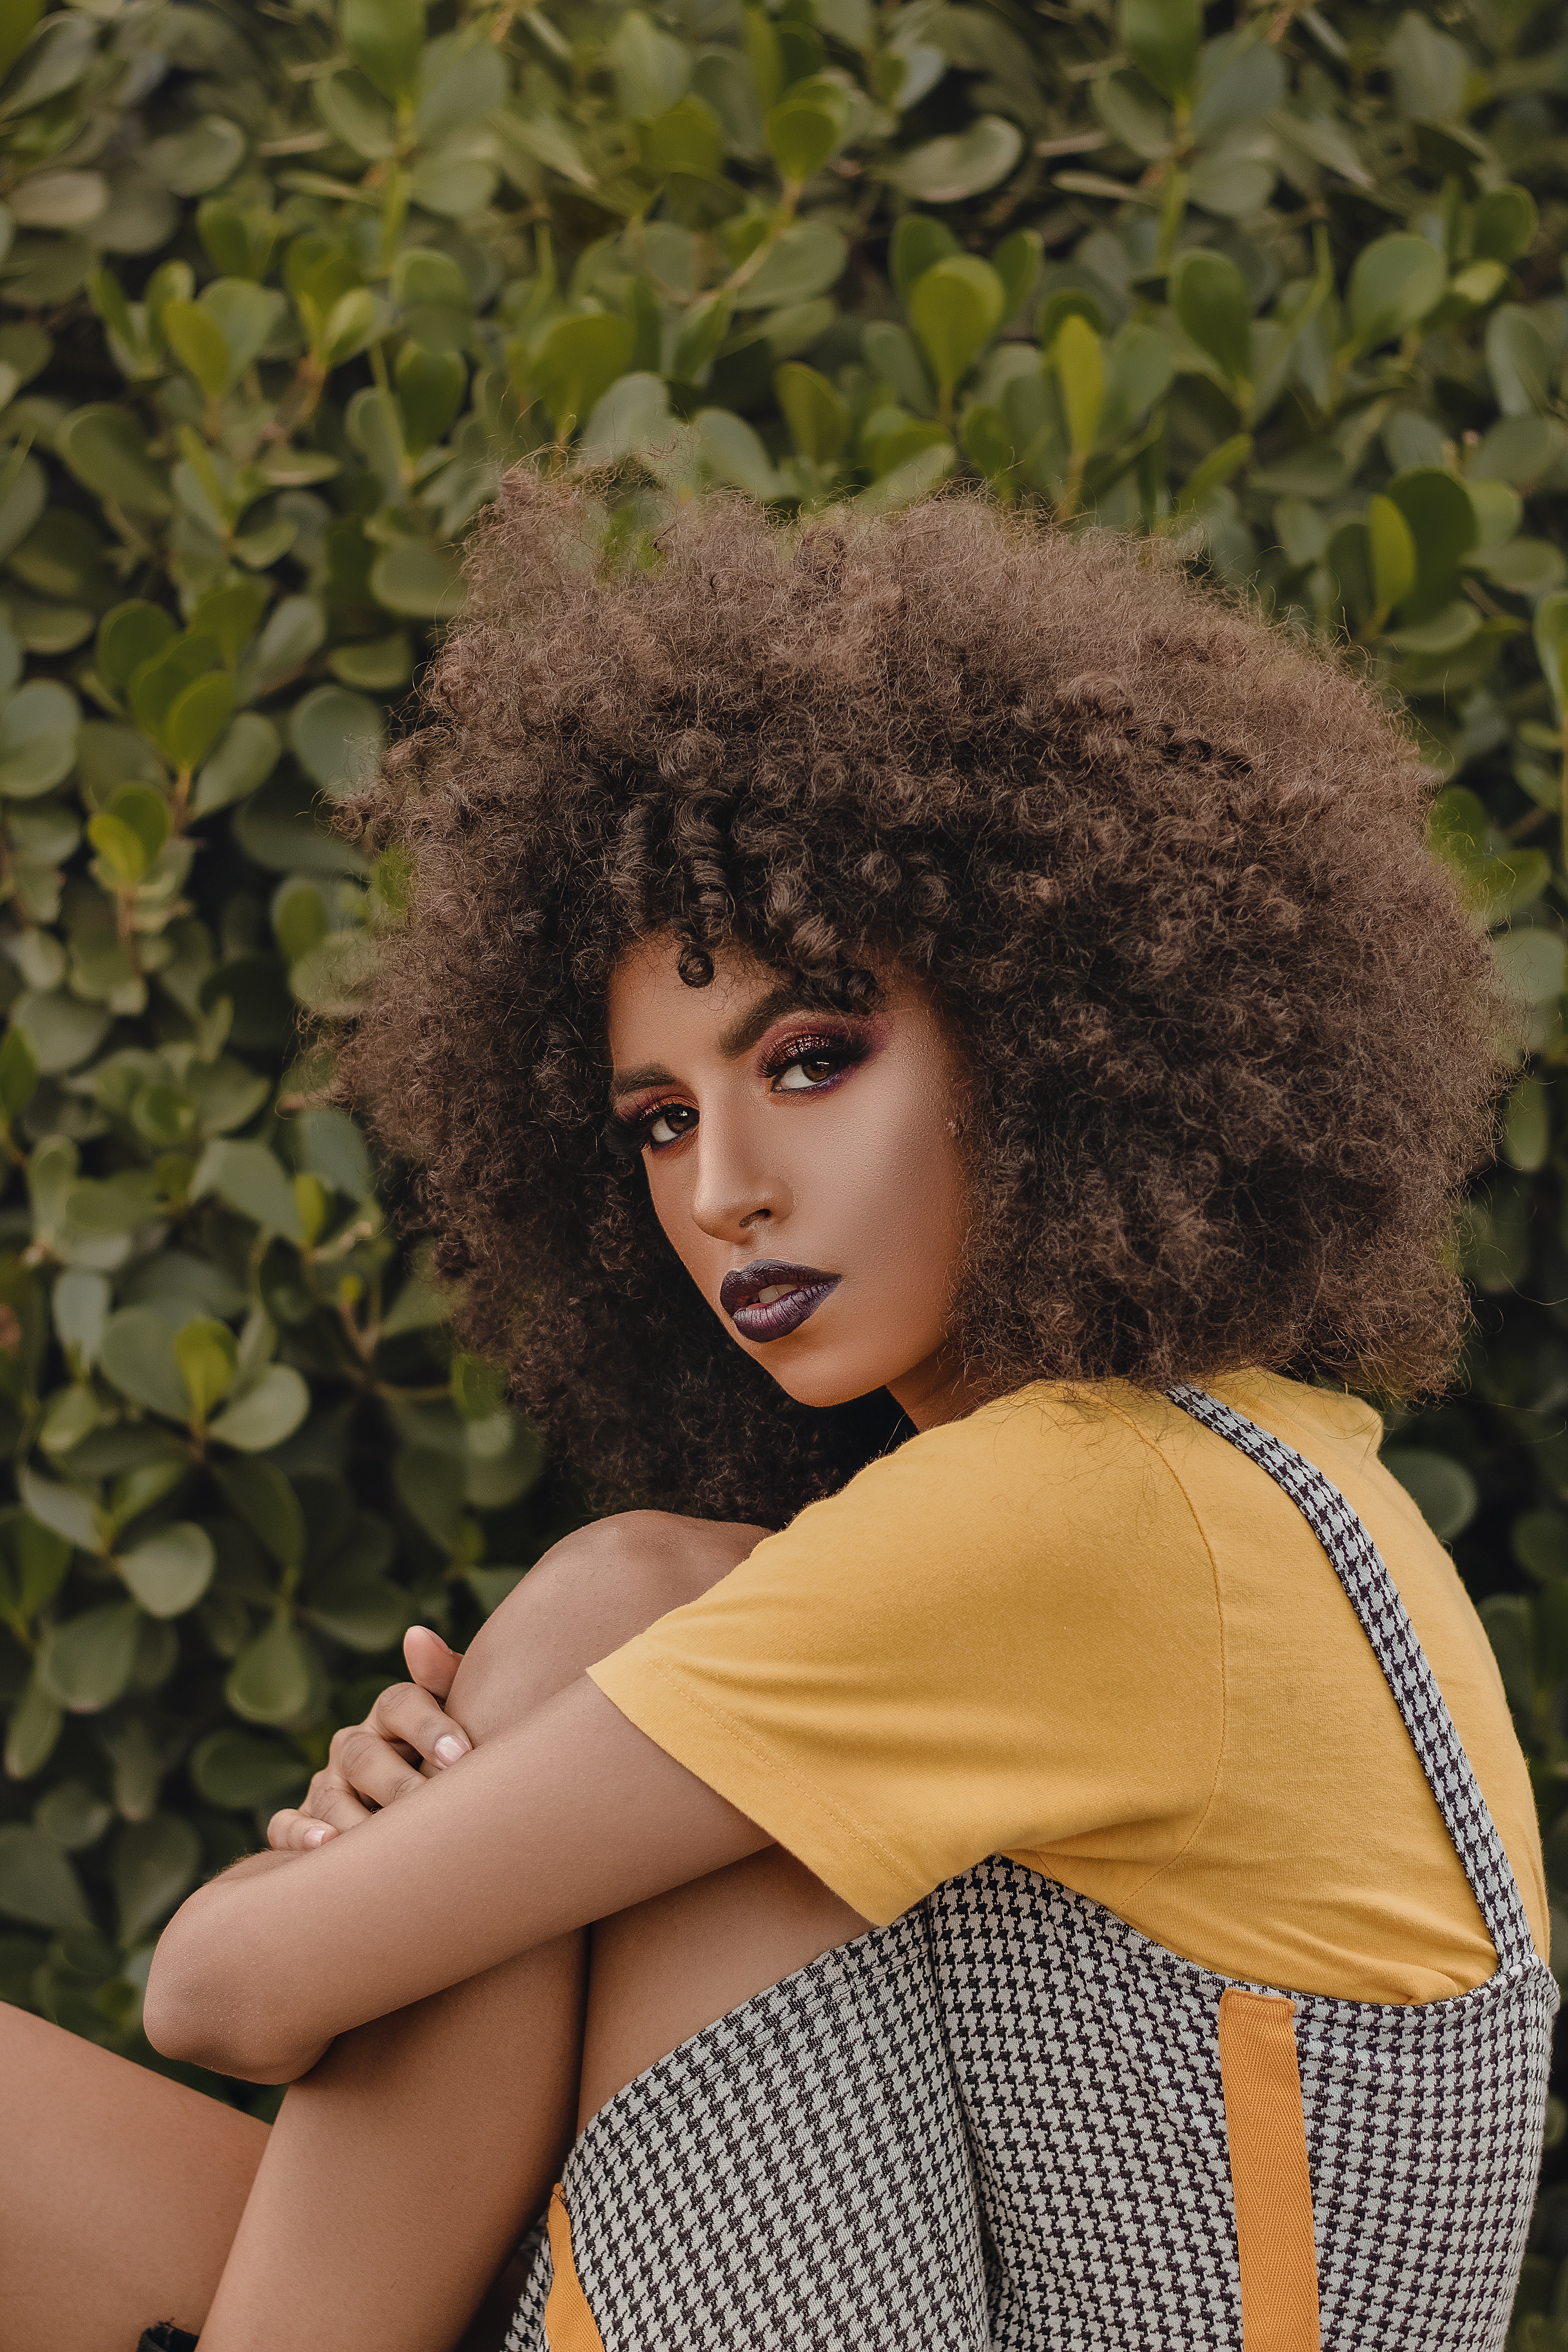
left=579, top=1847, right=869, bottom=2128
left=0, top=2000, right=266, bottom=2352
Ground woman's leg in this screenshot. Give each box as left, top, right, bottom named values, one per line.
left=0, top=2001, right=267, bottom=2352
left=198, top=1934, right=586, bottom=2352
left=0, top=1938, right=584, bottom=2352
left=1, top=1512, right=848, bottom=2352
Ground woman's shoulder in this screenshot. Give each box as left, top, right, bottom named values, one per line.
left=787, top=1379, right=1202, bottom=1554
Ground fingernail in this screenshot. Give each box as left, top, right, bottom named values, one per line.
left=434, top=1734, right=470, bottom=1765
left=303, top=1824, right=332, bottom=1847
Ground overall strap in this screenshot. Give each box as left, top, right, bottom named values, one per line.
left=1166, top=1383, right=1536, bottom=1973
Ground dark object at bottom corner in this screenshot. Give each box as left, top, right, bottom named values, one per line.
left=138, top=2326, right=199, bottom=2352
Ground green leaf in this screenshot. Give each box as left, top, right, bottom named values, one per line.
left=0, top=1021, right=37, bottom=1123
left=114, top=1814, right=199, bottom=1945
left=1532, top=592, right=1568, bottom=725
left=645, top=94, right=727, bottom=182
left=532, top=312, right=636, bottom=438
left=0, top=679, right=78, bottom=799
left=128, top=631, right=222, bottom=749
left=208, top=1365, right=311, bottom=1454
left=191, top=580, right=269, bottom=668
left=395, top=345, right=465, bottom=456
left=0, top=453, right=45, bottom=565
left=191, top=1727, right=307, bottom=1810
left=1, top=1508, right=71, bottom=1615
left=288, top=683, right=384, bottom=802
left=1098, top=322, right=1173, bottom=445
left=0, top=0, right=41, bottom=86
left=883, top=116, right=1022, bottom=204
left=143, top=116, right=245, bottom=198
left=1050, top=313, right=1103, bottom=454
left=765, top=79, right=849, bottom=184
left=342, top=0, right=426, bottom=104
left=0, top=1823, right=89, bottom=1930
left=329, top=635, right=412, bottom=692
left=1367, top=495, right=1417, bottom=616
left=696, top=407, right=787, bottom=500
left=39, top=1601, right=142, bottom=1713
left=19, top=1466, right=102, bottom=1554
left=99, top=783, right=169, bottom=878
left=1472, top=185, right=1537, bottom=265
left=192, top=712, right=280, bottom=819
left=1170, top=247, right=1251, bottom=388
left=1345, top=234, right=1446, bottom=356
left=672, top=292, right=734, bottom=385
left=889, top=216, right=960, bottom=307
left=56, top=405, right=171, bottom=513
left=98, top=1306, right=191, bottom=1422
left=215, top=1458, right=305, bottom=1574
left=855, top=438, right=954, bottom=514
left=774, top=362, right=849, bottom=464
left=307, top=1569, right=408, bottom=1652
left=225, top=1616, right=316, bottom=1727
left=161, top=299, right=229, bottom=399
left=368, top=540, right=465, bottom=619
left=1487, top=306, right=1552, bottom=420
left=394, top=1445, right=465, bottom=1553
left=908, top=257, right=1006, bottom=397
left=1175, top=432, right=1253, bottom=514
left=32, top=1779, right=110, bottom=1852
left=1493, top=929, right=1567, bottom=1007
left=118, top=1522, right=215, bottom=1617
left=1119, top=0, right=1201, bottom=105
left=4, top=1674, right=62, bottom=1780
left=1503, top=1077, right=1551, bottom=1174
left=1383, top=1449, right=1478, bottom=1543
left=192, top=1139, right=303, bottom=1242
left=738, top=223, right=847, bottom=310
left=1382, top=467, right=1478, bottom=621
left=97, top=601, right=176, bottom=691
left=172, top=1317, right=238, bottom=1425
left=610, top=8, right=690, bottom=119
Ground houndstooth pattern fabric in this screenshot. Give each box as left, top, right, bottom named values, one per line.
left=509, top=1388, right=1555, bottom=2352
left=505, top=1903, right=989, bottom=2352
left=933, top=1858, right=1554, bottom=2352
left=1166, top=1382, right=1535, bottom=1967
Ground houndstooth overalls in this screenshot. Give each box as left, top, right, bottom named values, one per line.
left=506, top=1389, right=1557, bottom=2352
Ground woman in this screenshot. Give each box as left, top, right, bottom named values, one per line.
left=0, top=488, right=1551, bottom=2352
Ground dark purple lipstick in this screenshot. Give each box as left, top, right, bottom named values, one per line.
left=719, top=1260, right=841, bottom=1343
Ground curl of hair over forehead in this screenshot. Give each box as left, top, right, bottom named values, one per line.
left=338, top=478, right=1503, bottom=1526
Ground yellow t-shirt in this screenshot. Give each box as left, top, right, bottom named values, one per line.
left=589, top=1372, right=1547, bottom=2006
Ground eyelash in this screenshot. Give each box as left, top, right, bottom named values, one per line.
left=607, top=1029, right=871, bottom=1158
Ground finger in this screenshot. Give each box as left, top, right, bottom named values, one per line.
left=369, top=1677, right=472, bottom=1770
left=267, top=1808, right=338, bottom=1852
left=331, top=1723, right=434, bottom=1810
left=302, top=1766, right=378, bottom=1831
left=404, top=1624, right=462, bottom=1701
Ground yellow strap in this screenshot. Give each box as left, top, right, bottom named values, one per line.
left=1217, top=1986, right=1321, bottom=2352
left=542, top=2185, right=607, bottom=2352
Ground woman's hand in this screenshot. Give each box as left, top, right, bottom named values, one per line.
left=267, top=1626, right=470, bottom=1852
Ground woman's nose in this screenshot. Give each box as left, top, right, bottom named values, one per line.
left=688, top=1123, right=791, bottom=1243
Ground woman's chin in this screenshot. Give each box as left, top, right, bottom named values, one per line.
left=747, top=1342, right=894, bottom=1413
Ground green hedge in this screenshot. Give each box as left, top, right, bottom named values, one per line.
left=0, top=0, right=1565, bottom=2312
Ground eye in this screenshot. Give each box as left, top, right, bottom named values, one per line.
left=646, top=1102, right=698, bottom=1147
left=774, top=1052, right=844, bottom=1092
left=765, top=1030, right=869, bottom=1093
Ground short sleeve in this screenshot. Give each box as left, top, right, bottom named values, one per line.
left=587, top=1387, right=1226, bottom=1925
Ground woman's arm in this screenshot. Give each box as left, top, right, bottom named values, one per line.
left=144, top=1674, right=768, bottom=2082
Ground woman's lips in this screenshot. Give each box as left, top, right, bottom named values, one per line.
left=719, top=1260, right=841, bottom=1343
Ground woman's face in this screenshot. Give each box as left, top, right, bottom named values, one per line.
left=605, top=937, right=974, bottom=1430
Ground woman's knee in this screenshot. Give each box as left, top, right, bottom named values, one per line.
left=449, top=1510, right=767, bottom=1743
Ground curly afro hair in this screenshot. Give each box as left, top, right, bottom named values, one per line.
left=339, top=478, right=1503, bottom=1527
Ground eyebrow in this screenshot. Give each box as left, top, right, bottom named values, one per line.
left=609, top=985, right=820, bottom=1099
